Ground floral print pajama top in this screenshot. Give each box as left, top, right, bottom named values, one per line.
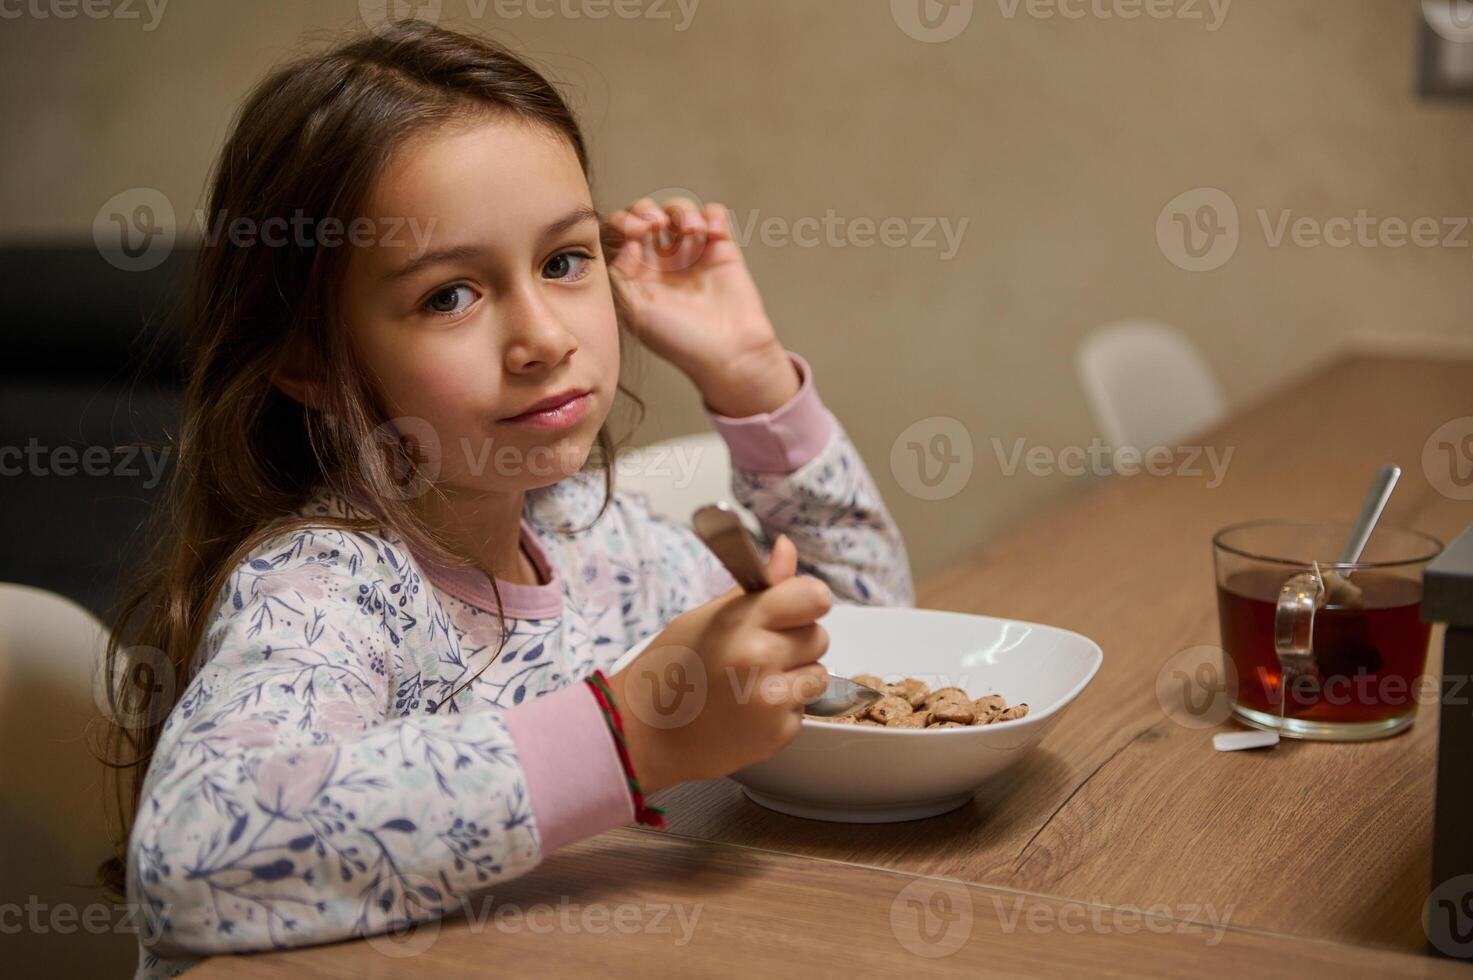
left=129, top=351, right=914, bottom=977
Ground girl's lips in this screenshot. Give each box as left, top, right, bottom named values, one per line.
left=500, top=391, right=591, bottom=430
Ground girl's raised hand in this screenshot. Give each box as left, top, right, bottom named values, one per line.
left=604, top=196, right=799, bottom=418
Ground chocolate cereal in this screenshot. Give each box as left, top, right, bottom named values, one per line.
left=808, top=677, right=1028, bottom=728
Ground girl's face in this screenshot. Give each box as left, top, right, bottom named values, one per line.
left=340, top=115, right=619, bottom=494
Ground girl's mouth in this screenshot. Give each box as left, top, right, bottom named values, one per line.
left=500, top=391, right=591, bottom=430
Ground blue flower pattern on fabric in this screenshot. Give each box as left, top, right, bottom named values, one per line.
left=131, top=421, right=912, bottom=978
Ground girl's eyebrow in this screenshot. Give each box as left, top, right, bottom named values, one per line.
left=381, top=206, right=600, bottom=284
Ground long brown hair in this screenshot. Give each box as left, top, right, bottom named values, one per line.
left=97, top=19, right=645, bottom=897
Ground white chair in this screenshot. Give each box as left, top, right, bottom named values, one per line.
left=1075, top=320, right=1227, bottom=449
left=0, top=583, right=136, bottom=977
left=615, top=431, right=760, bottom=533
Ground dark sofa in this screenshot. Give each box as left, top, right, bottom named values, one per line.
left=0, top=245, right=192, bottom=621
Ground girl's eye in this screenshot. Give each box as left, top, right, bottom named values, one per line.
left=543, top=249, right=597, bottom=282
left=423, top=284, right=477, bottom=318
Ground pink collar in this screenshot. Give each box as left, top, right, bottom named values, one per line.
left=340, top=487, right=564, bottom=620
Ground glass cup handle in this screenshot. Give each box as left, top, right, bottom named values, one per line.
left=1274, top=563, right=1326, bottom=678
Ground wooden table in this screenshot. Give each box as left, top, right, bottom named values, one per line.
left=196, top=830, right=1465, bottom=979
left=197, top=355, right=1473, bottom=978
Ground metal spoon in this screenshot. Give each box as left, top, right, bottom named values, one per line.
left=691, top=502, right=883, bottom=717
left=1273, top=463, right=1399, bottom=665
left=1326, top=463, right=1400, bottom=601
left=1236, top=464, right=1401, bottom=752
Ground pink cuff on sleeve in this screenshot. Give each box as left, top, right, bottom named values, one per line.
left=502, top=681, right=635, bottom=853
left=704, top=350, right=839, bottom=474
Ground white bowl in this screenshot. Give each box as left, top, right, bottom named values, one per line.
left=612, top=604, right=1103, bottom=822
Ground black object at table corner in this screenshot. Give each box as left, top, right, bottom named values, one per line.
left=1422, top=521, right=1473, bottom=959
left=0, top=244, right=192, bottom=621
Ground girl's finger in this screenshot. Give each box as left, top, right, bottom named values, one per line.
left=752, top=576, right=832, bottom=632
left=784, top=661, right=831, bottom=706
left=765, top=533, right=797, bottom=584
left=621, top=200, right=670, bottom=268
left=608, top=208, right=659, bottom=242
left=703, top=202, right=734, bottom=242
left=663, top=197, right=708, bottom=237
left=629, top=197, right=670, bottom=231
left=660, top=199, right=708, bottom=272
left=764, top=622, right=831, bottom=672
left=603, top=216, right=649, bottom=276
left=620, top=201, right=669, bottom=267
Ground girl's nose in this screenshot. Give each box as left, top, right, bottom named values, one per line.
left=501, top=285, right=579, bottom=373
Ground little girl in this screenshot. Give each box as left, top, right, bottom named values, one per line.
left=102, top=20, right=912, bottom=978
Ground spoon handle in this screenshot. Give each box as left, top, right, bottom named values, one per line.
left=691, top=503, right=771, bottom=593
left=690, top=502, right=882, bottom=717
left=1338, top=463, right=1400, bottom=566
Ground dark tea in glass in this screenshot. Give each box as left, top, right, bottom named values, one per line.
left=1212, top=521, right=1442, bottom=740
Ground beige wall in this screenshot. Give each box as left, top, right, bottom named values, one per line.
left=2, top=1, right=1470, bottom=580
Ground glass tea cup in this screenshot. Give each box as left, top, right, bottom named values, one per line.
left=1211, top=520, right=1443, bottom=741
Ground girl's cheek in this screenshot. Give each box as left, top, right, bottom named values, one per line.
left=579, top=297, right=621, bottom=379
left=395, top=338, right=496, bottom=407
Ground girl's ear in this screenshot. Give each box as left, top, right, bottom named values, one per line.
left=271, top=345, right=325, bottom=409
left=271, top=368, right=322, bottom=409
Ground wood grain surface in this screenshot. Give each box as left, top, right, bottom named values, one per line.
left=649, top=355, right=1473, bottom=953
left=191, top=828, right=1470, bottom=979
left=195, top=355, right=1473, bottom=976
